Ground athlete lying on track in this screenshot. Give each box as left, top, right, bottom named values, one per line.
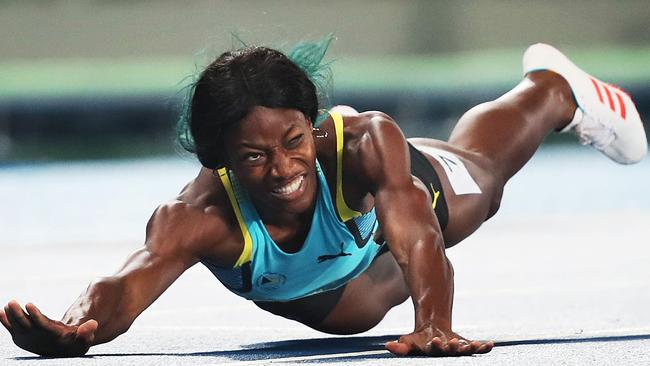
left=1, top=41, right=646, bottom=357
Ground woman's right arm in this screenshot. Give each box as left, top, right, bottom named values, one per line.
left=0, top=200, right=226, bottom=357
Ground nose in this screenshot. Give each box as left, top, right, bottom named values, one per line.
left=269, top=149, right=294, bottom=179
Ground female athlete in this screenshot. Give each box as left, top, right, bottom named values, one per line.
left=1, top=40, right=646, bottom=357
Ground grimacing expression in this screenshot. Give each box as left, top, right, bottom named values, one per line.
left=224, top=106, right=318, bottom=216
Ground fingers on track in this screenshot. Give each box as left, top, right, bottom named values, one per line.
left=25, top=303, right=54, bottom=331
left=5, top=301, right=33, bottom=330
left=477, top=341, right=494, bottom=354
left=385, top=341, right=411, bottom=356
left=430, top=337, right=493, bottom=357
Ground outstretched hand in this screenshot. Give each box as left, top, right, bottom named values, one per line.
left=385, top=326, right=493, bottom=357
left=0, top=300, right=97, bottom=357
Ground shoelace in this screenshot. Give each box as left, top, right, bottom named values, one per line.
left=574, top=113, right=616, bottom=149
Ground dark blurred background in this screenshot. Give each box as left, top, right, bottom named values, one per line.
left=1, top=0, right=649, bottom=162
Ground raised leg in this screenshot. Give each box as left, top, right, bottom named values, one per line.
left=448, top=71, right=577, bottom=184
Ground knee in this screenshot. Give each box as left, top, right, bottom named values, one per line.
left=486, top=180, right=504, bottom=219
left=314, top=307, right=384, bottom=335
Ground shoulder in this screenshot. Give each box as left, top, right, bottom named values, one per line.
left=344, top=112, right=410, bottom=189
left=335, top=111, right=404, bottom=152
left=357, top=111, right=404, bottom=146
left=144, top=167, right=244, bottom=267
left=314, top=109, right=409, bottom=195
left=341, top=110, right=398, bottom=134
left=316, top=110, right=403, bottom=160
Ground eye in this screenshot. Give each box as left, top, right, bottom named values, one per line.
left=286, top=134, right=304, bottom=149
left=242, top=152, right=264, bottom=163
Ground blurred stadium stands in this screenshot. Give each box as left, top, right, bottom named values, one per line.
left=1, top=1, right=649, bottom=162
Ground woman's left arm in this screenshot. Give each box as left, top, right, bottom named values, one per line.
left=355, top=113, right=493, bottom=357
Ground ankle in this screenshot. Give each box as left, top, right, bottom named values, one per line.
left=527, top=70, right=578, bottom=129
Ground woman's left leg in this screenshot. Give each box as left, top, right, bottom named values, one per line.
left=313, top=251, right=409, bottom=334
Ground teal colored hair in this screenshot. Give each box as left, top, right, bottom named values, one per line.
left=175, top=34, right=335, bottom=154
left=286, top=34, right=335, bottom=125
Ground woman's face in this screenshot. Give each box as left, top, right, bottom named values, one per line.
left=224, top=106, right=318, bottom=216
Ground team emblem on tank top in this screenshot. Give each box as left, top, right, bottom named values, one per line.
left=257, top=273, right=286, bottom=290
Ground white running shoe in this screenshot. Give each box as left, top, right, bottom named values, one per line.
left=523, top=43, right=647, bottom=164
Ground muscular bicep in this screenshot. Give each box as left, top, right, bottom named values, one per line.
left=61, top=201, right=231, bottom=344
left=107, top=200, right=228, bottom=319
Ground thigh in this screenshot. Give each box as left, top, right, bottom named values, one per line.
left=253, top=285, right=345, bottom=327
left=407, top=137, right=503, bottom=246
left=446, top=73, right=571, bottom=182
left=254, top=251, right=408, bottom=334
left=313, top=251, right=410, bottom=334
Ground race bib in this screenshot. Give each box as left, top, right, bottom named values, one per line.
left=417, top=146, right=482, bottom=195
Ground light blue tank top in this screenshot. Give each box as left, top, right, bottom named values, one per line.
left=202, top=112, right=383, bottom=302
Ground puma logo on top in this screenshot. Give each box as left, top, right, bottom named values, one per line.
left=317, top=242, right=352, bottom=263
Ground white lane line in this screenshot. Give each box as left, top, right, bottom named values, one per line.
left=196, top=349, right=390, bottom=366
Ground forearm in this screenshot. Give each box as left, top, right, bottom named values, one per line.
left=61, top=250, right=190, bottom=345
left=62, top=277, right=133, bottom=344
left=387, top=233, right=493, bottom=356
left=375, top=184, right=455, bottom=331
left=359, top=114, right=493, bottom=356
left=405, top=236, right=454, bottom=331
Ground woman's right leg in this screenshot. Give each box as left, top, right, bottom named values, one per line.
left=313, top=251, right=409, bottom=335
left=447, top=71, right=576, bottom=186
left=449, top=42, right=647, bottom=187
left=408, top=71, right=578, bottom=243
left=429, top=44, right=644, bottom=243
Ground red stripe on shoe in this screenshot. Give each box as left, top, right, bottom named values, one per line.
left=615, top=92, right=627, bottom=120
left=590, top=78, right=604, bottom=103
left=602, top=84, right=616, bottom=112
left=610, top=84, right=629, bottom=95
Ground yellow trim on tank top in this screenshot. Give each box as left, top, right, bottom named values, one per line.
left=329, top=111, right=363, bottom=222
left=217, top=167, right=253, bottom=267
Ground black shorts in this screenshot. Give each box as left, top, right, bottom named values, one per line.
left=254, top=143, right=448, bottom=325
left=407, top=141, right=449, bottom=230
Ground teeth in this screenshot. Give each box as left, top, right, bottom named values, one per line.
left=273, top=176, right=304, bottom=195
